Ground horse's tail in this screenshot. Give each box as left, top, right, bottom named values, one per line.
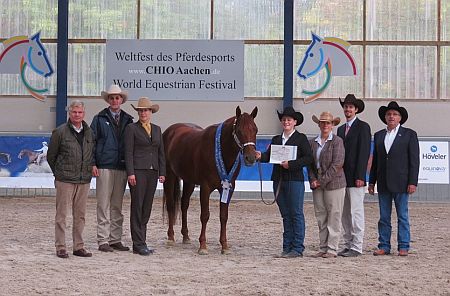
left=162, top=172, right=181, bottom=224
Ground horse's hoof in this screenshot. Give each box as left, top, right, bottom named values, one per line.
left=198, top=248, right=208, bottom=255
left=221, top=248, right=231, bottom=255
left=182, top=238, right=191, bottom=244
left=166, top=239, right=175, bottom=246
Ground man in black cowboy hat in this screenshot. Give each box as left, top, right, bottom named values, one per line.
left=368, top=101, right=419, bottom=257
left=336, top=94, right=371, bottom=257
left=256, top=106, right=313, bottom=258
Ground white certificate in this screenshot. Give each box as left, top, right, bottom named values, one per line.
left=269, top=145, right=297, bottom=164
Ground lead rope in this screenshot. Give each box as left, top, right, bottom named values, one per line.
left=258, top=160, right=278, bottom=205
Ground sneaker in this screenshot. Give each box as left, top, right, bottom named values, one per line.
left=110, top=242, right=130, bottom=251
left=285, top=251, right=303, bottom=258
left=341, top=249, right=361, bottom=257
left=98, top=243, right=113, bottom=252
left=337, top=248, right=350, bottom=256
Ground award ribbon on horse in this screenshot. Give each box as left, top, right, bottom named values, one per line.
left=215, top=122, right=241, bottom=204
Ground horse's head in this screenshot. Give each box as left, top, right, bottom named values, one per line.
left=297, top=32, right=326, bottom=80
left=233, top=106, right=258, bottom=166
left=27, top=32, right=54, bottom=78
left=17, top=149, right=27, bottom=159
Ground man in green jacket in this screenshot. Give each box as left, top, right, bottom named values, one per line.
left=47, top=100, right=95, bottom=259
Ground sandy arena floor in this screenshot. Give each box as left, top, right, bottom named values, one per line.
left=1, top=196, right=449, bottom=296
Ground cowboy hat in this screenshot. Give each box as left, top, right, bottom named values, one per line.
left=378, top=101, right=408, bottom=125
left=312, top=111, right=341, bottom=126
left=339, top=94, right=365, bottom=114
left=131, top=97, right=159, bottom=113
left=277, top=106, right=304, bottom=126
left=101, top=84, right=128, bottom=103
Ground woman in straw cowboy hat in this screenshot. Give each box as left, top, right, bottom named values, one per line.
left=256, top=106, right=313, bottom=258
left=308, top=111, right=346, bottom=258
left=124, top=97, right=166, bottom=256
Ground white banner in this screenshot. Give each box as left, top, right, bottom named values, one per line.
left=105, top=39, right=244, bottom=101
left=419, top=141, right=449, bottom=184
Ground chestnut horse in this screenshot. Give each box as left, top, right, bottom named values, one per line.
left=163, top=106, right=258, bottom=255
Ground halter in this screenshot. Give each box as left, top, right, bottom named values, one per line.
left=232, top=118, right=256, bottom=151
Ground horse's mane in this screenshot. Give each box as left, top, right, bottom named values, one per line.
left=323, top=37, right=351, bottom=49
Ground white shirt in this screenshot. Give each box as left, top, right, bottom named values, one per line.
left=72, top=124, right=83, bottom=133
left=282, top=129, right=296, bottom=145
left=346, top=116, right=357, bottom=128
left=384, top=124, right=400, bottom=153
left=314, top=132, right=333, bottom=169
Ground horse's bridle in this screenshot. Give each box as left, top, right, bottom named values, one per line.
left=232, top=118, right=256, bottom=151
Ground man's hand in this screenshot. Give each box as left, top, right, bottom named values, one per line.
left=368, top=184, right=375, bottom=195
left=92, top=166, right=99, bottom=177
left=355, top=179, right=365, bottom=187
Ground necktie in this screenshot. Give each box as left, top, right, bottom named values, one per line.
left=345, top=123, right=350, bottom=136
left=143, top=122, right=151, bottom=135
left=114, top=113, right=120, bottom=125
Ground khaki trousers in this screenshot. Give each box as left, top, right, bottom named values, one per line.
left=54, top=181, right=90, bottom=252
left=340, top=187, right=365, bottom=253
left=96, top=169, right=128, bottom=245
left=313, top=187, right=345, bottom=254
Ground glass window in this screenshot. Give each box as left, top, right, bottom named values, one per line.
left=69, top=0, right=137, bottom=38
left=294, top=0, right=363, bottom=41
left=140, top=0, right=210, bottom=39
left=367, top=0, right=437, bottom=41
left=214, top=0, right=283, bottom=40
left=245, top=45, right=283, bottom=97
left=443, top=0, right=450, bottom=40
left=294, top=45, right=363, bottom=98
left=67, top=44, right=105, bottom=96
left=442, top=47, right=450, bottom=99
left=366, top=46, right=436, bottom=99
left=0, top=0, right=58, bottom=38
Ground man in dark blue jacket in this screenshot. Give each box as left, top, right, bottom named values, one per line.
left=369, top=101, right=419, bottom=257
left=91, top=85, right=133, bottom=252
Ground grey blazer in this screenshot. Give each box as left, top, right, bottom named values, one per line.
left=308, top=134, right=346, bottom=190
left=124, top=121, right=166, bottom=177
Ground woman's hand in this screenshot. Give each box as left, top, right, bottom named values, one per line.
left=128, top=175, right=136, bottom=186
left=159, top=176, right=166, bottom=183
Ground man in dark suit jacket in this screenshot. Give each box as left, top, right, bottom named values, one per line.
left=368, top=101, right=419, bottom=257
left=336, top=94, right=371, bottom=257
left=125, top=97, right=166, bottom=256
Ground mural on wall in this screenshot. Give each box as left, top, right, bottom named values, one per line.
left=297, top=32, right=357, bottom=103
left=0, top=136, right=51, bottom=177
left=0, top=32, right=54, bottom=101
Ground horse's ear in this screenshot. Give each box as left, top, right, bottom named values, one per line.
left=236, top=106, right=242, bottom=117
left=251, top=107, right=258, bottom=118
left=311, top=32, right=322, bottom=42
left=31, top=31, right=41, bottom=41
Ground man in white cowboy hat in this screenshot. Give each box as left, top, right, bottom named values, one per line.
left=368, top=101, right=419, bottom=257
left=124, top=97, right=166, bottom=256
left=91, top=84, right=134, bottom=252
left=336, top=94, right=372, bottom=257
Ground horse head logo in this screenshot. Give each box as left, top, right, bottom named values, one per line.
left=0, top=32, right=54, bottom=101
left=297, top=32, right=357, bottom=103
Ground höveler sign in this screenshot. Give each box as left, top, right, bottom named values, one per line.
left=106, top=39, right=244, bottom=101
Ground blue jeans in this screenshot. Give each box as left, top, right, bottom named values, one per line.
left=377, top=192, right=410, bottom=252
left=274, top=181, right=305, bottom=254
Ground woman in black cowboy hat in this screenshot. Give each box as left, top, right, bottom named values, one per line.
left=256, top=106, right=313, bottom=258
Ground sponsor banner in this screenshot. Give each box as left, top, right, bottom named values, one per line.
left=419, top=141, right=449, bottom=184
left=106, top=40, right=244, bottom=101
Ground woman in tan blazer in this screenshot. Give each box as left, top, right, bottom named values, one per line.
left=124, top=97, right=166, bottom=256
left=308, top=112, right=346, bottom=258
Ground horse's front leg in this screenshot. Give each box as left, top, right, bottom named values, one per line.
left=219, top=201, right=231, bottom=255
left=198, top=186, right=211, bottom=255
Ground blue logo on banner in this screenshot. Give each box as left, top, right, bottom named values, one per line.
left=430, top=145, right=438, bottom=153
